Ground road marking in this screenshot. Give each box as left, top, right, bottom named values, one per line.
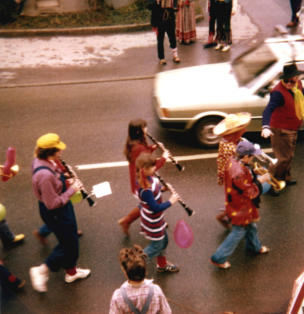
left=76, top=148, right=273, bottom=170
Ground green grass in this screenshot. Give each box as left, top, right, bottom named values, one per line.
left=2, top=0, right=203, bottom=29
left=2, top=0, right=151, bottom=29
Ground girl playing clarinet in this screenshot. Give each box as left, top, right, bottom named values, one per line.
left=136, top=153, right=179, bottom=273
left=118, top=119, right=169, bottom=236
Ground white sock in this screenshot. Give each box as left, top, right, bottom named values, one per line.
left=172, top=48, right=178, bottom=58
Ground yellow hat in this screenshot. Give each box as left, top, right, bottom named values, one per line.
left=213, top=112, right=252, bottom=136
left=36, top=133, right=66, bottom=150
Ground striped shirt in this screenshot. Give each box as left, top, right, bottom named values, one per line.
left=138, top=177, right=171, bottom=241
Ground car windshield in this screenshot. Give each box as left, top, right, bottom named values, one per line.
left=232, top=43, right=277, bottom=86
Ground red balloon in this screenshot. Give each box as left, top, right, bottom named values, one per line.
left=174, top=219, right=194, bottom=248
left=2, top=147, right=16, bottom=182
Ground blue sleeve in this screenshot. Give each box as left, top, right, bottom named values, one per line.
left=262, top=91, right=285, bottom=126
left=140, top=189, right=171, bottom=213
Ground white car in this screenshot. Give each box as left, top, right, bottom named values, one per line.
left=153, top=35, right=304, bottom=147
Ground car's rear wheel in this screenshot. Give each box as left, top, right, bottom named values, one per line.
left=195, top=117, right=223, bottom=147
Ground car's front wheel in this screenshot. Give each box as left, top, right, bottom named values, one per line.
left=195, top=117, right=223, bottom=147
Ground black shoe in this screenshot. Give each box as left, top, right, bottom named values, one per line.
left=286, top=179, right=297, bottom=186
left=268, top=188, right=280, bottom=197
left=203, top=42, right=217, bottom=49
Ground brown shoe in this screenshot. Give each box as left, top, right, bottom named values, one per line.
left=33, top=230, right=48, bottom=245
left=172, top=56, right=180, bottom=63
left=286, top=21, right=298, bottom=27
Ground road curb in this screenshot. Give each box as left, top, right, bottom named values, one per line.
left=0, top=15, right=203, bottom=37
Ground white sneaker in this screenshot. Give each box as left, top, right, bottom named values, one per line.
left=29, top=266, right=49, bottom=292
left=214, top=43, right=223, bottom=50
left=65, top=268, right=91, bottom=283
left=221, top=45, right=231, bottom=52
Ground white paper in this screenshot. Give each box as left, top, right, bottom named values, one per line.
left=92, top=181, right=112, bottom=198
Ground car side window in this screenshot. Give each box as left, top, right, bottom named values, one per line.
left=257, top=76, right=280, bottom=97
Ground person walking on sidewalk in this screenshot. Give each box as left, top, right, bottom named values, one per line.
left=149, top=0, right=181, bottom=65
left=109, top=244, right=172, bottom=313
left=118, top=119, right=169, bottom=236
left=261, top=63, right=304, bottom=190
left=136, top=153, right=179, bottom=273
left=286, top=0, right=302, bottom=27
left=210, top=141, right=270, bottom=269
left=203, top=0, right=218, bottom=48
left=29, top=133, right=90, bottom=293
left=214, top=0, right=237, bottom=52
left=176, top=0, right=196, bottom=44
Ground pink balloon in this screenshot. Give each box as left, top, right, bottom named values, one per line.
left=174, top=219, right=194, bottom=248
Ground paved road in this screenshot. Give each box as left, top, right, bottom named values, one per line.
left=1, top=1, right=304, bottom=313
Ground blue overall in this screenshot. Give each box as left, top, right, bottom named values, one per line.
left=33, top=166, right=79, bottom=272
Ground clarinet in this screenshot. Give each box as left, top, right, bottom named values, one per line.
left=146, top=133, right=185, bottom=172
left=154, top=172, right=194, bottom=216
left=59, top=159, right=96, bottom=207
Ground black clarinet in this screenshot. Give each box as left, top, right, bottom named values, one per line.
left=59, top=159, right=96, bottom=207
left=154, top=172, right=194, bottom=217
left=146, top=133, right=185, bottom=172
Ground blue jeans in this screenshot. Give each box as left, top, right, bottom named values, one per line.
left=144, top=231, right=168, bottom=259
left=261, top=182, right=271, bottom=194
left=211, top=223, right=262, bottom=264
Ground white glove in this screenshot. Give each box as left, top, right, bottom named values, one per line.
left=261, top=128, right=273, bottom=138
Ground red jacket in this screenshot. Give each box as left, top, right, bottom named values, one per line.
left=270, top=81, right=303, bottom=130
left=224, top=157, right=261, bottom=226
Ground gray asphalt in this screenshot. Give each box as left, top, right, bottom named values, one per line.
left=1, top=0, right=304, bottom=313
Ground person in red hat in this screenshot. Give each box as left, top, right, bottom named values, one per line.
left=262, top=63, right=304, bottom=192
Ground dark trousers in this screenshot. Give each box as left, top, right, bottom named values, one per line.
left=216, top=1, right=232, bottom=45
left=270, top=128, right=298, bottom=181
left=208, top=0, right=217, bottom=34
left=38, top=224, right=52, bottom=237
left=290, top=0, right=302, bottom=22
left=157, top=18, right=177, bottom=60
left=39, top=201, right=79, bottom=271
left=0, top=264, right=22, bottom=289
left=0, top=220, right=15, bottom=247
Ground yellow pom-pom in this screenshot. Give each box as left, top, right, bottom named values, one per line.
left=0, top=203, right=6, bottom=221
